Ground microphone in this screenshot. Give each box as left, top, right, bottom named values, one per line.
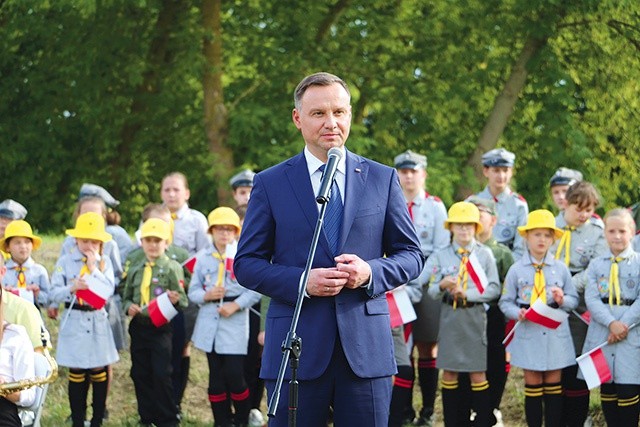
left=316, top=147, right=343, bottom=204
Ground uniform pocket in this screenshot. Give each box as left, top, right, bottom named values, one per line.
left=365, top=297, right=389, bottom=315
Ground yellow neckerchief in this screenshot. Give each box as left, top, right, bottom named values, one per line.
left=212, top=251, right=225, bottom=287
left=454, top=247, right=470, bottom=309
left=609, top=256, right=623, bottom=307
left=14, top=265, right=27, bottom=288
left=531, top=262, right=546, bottom=305
left=140, top=261, right=154, bottom=306
left=554, top=225, right=576, bottom=266
left=171, top=212, right=178, bottom=220
left=78, top=258, right=91, bottom=305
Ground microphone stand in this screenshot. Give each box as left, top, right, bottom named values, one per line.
left=267, top=197, right=331, bottom=426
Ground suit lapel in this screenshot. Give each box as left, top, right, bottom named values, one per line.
left=341, top=151, right=368, bottom=251
left=285, top=152, right=319, bottom=232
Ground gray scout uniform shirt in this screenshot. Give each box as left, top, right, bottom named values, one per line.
left=410, top=191, right=450, bottom=257
left=189, top=246, right=261, bottom=355
left=171, top=203, right=209, bottom=256
left=427, top=240, right=500, bottom=372
left=552, top=213, right=607, bottom=355
left=409, top=191, right=450, bottom=342
left=2, top=257, right=50, bottom=306
left=50, top=251, right=119, bottom=369
left=499, top=251, right=578, bottom=371
left=61, top=236, right=123, bottom=284
left=583, top=246, right=640, bottom=384
left=475, top=186, right=528, bottom=260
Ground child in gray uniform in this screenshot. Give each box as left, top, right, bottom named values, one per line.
left=499, top=210, right=578, bottom=427
left=189, top=207, right=261, bottom=426
left=50, top=212, right=119, bottom=427
left=427, top=202, right=500, bottom=427
left=583, top=208, right=640, bottom=426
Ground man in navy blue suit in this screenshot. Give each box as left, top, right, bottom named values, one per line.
left=234, top=72, right=424, bottom=427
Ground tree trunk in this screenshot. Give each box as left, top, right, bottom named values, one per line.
left=202, top=0, right=233, bottom=205
left=455, top=36, right=547, bottom=199
left=114, top=0, right=184, bottom=196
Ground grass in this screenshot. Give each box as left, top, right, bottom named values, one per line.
left=29, top=236, right=604, bottom=426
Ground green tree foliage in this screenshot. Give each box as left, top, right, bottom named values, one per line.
left=0, top=0, right=638, bottom=232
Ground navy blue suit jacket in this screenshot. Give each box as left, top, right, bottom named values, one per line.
left=234, top=150, right=424, bottom=381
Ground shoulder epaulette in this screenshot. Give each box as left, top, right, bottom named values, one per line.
left=425, top=191, right=442, bottom=203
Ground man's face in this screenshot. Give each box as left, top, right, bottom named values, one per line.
left=483, top=166, right=512, bottom=193
left=233, top=186, right=252, bottom=206
left=161, top=176, right=190, bottom=213
left=398, top=168, right=426, bottom=194
left=292, top=83, right=351, bottom=161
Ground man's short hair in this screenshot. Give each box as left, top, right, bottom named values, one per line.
left=294, top=72, right=350, bottom=110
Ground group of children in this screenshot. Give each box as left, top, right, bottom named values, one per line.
left=1, top=147, right=639, bottom=427
left=391, top=147, right=640, bottom=427
left=0, top=170, right=263, bottom=427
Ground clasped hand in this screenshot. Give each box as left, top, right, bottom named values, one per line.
left=306, top=254, right=372, bottom=297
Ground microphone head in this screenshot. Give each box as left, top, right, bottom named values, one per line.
left=327, top=147, right=343, bottom=160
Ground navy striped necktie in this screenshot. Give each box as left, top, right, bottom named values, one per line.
left=319, top=164, right=343, bottom=256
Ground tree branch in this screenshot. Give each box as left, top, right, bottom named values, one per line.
left=315, top=0, right=350, bottom=44
left=608, top=19, right=640, bottom=51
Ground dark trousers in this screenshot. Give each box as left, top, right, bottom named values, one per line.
left=265, top=337, right=392, bottom=427
left=129, top=317, right=178, bottom=427
left=170, top=311, right=187, bottom=406
left=245, top=301, right=264, bottom=409
left=486, top=304, right=508, bottom=412
left=208, top=351, right=250, bottom=425
left=0, top=397, right=20, bottom=427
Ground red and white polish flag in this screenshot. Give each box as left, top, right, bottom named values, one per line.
left=467, top=252, right=488, bottom=294
left=9, top=288, right=34, bottom=305
left=225, top=241, right=237, bottom=281
left=577, top=347, right=612, bottom=389
left=182, top=256, right=197, bottom=274
left=148, top=292, right=179, bottom=328
left=386, top=286, right=417, bottom=328
left=525, top=300, right=569, bottom=329
left=76, top=275, right=112, bottom=310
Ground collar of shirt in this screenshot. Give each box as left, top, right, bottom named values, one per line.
left=171, top=203, right=190, bottom=220
left=523, top=250, right=555, bottom=266
left=409, top=190, right=428, bottom=206
left=5, top=257, right=34, bottom=269
left=607, top=246, right=634, bottom=261
left=452, top=240, right=475, bottom=255
left=489, top=186, right=512, bottom=202
left=304, top=146, right=346, bottom=205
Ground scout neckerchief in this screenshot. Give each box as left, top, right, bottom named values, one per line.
left=14, top=265, right=27, bottom=288
left=555, top=225, right=576, bottom=266
left=212, top=251, right=225, bottom=287
left=140, top=261, right=154, bottom=306
left=530, top=261, right=546, bottom=305
left=171, top=213, right=178, bottom=220
left=609, top=256, right=623, bottom=307
left=78, top=258, right=91, bottom=305
left=407, top=201, right=414, bottom=221
left=454, top=247, right=470, bottom=309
